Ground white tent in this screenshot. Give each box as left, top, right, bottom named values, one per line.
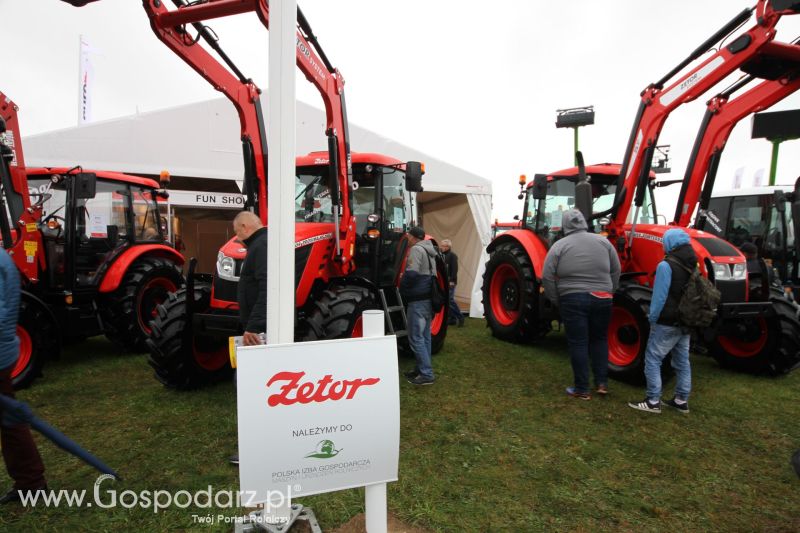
left=23, top=97, right=492, bottom=316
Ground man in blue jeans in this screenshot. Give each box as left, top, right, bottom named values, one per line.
left=400, top=226, right=438, bottom=386
left=542, top=210, right=621, bottom=400
left=629, top=228, right=695, bottom=414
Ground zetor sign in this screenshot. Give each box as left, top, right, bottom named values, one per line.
left=236, top=336, right=400, bottom=502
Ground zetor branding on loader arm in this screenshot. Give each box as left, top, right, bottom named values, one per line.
left=483, top=0, right=800, bottom=383
left=0, top=93, right=184, bottom=390
left=79, top=0, right=452, bottom=389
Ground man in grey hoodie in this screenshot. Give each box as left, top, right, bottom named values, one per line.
left=542, top=209, right=621, bottom=400
left=400, top=226, right=438, bottom=385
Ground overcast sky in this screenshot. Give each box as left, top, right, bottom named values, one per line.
left=3, top=0, right=800, bottom=220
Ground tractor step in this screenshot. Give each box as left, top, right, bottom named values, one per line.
left=379, top=288, right=408, bottom=337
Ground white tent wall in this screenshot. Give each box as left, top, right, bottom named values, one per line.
left=23, top=96, right=492, bottom=313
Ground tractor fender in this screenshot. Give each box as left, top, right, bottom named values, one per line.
left=486, top=230, right=548, bottom=278
left=99, top=245, right=185, bottom=294
left=20, top=289, right=61, bottom=346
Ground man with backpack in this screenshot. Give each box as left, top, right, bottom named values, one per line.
left=400, top=226, right=439, bottom=386
left=629, top=228, right=703, bottom=414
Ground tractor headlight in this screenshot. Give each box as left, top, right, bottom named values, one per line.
left=732, top=263, right=747, bottom=280
left=711, top=261, right=732, bottom=281
left=216, top=252, right=238, bottom=281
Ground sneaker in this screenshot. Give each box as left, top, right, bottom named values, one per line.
left=0, top=485, right=48, bottom=505
left=565, top=386, right=591, bottom=400
left=407, top=374, right=435, bottom=386
left=228, top=454, right=239, bottom=466
left=664, top=398, right=690, bottom=414
left=628, top=398, right=661, bottom=413
left=595, top=384, right=609, bottom=397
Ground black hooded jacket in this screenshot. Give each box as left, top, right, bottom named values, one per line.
left=237, top=227, right=268, bottom=333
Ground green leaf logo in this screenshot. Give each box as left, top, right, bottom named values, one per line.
left=305, top=439, right=342, bottom=459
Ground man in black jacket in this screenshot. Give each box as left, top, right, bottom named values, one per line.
left=441, top=239, right=464, bottom=327
left=233, top=211, right=267, bottom=346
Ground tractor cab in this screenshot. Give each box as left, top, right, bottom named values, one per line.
left=27, top=169, right=169, bottom=291
left=523, top=164, right=658, bottom=248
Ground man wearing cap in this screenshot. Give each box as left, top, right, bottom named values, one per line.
left=400, top=226, right=439, bottom=385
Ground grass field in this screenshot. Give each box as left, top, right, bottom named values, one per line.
left=1, top=319, right=798, bottom=532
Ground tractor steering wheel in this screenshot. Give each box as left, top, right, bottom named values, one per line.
left=40, top=214, right=66, bottom=238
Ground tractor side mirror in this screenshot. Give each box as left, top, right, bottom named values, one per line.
left=513, top=215, right=520, bottom=221
left=532, top=174, right=548, bottom=200
left=106, top=225, right=119, bottom=246
left=74, top=172, right=97, bottom=199
left=405, top=161, right=424, bottom=192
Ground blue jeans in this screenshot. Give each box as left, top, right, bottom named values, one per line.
left=645, top=323, right=691, bottom=402
left=560, top=293, right=613, bottom=394
left=449, top=285, right=464, bottom=322
left=407, top=300, right=433, bottom=379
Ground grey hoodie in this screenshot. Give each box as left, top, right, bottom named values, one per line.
left=541, top=209, right=621, bottom=303
left=400, top=238, right=438, bottom=302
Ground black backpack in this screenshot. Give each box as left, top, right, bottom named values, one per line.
left=665, top=257, right=721, bottom=328
left=428, top=254, right=445, bottom=313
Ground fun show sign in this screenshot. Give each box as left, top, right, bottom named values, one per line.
left=236, top=335, right=400, bottom=503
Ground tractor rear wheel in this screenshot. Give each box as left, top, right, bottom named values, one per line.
left=102, top=256, right=184, bottom=351
left=481, top=242, right=549, bottom=342
left=606, top=285, right=674, bottom=385
left=146, top=286, right=233, bottom=390
left=711, top=289, right=800, bottom=374
left=297, top=285, right=381, bottom=341
left=12, top=295, right=58, bottom=390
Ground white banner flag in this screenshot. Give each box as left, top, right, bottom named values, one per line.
left=78, top=36, right=93, bottom=125
left=732, top=167, right=744, bottom=190
left=753, top=168, right=765, bottom=188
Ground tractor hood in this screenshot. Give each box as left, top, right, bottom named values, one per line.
left=218, top=222, right=335, bottom=261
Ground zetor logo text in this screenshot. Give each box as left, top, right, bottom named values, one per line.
left=267, top=371, right=380, bottom=407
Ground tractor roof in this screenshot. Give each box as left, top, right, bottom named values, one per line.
left=296, top=151, right=404, bottom=167
left=526, top=163, right=656, bottom=189
left=27, top=168, right=161, bottom=189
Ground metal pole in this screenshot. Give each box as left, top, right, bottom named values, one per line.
left=573, top=127, right=579, bottom=166
left=769, top=139, right=781, bottom=186
left=267, top=0, right=297, bottom=345
left=362, top=310, right=387, bottom=533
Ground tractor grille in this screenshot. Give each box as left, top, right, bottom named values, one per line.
left=295, top=245, right=311, bottom=286
left=213, top=277, right=239, bottom=303
left=212, top=246, right=311, bottom=304
left=716, top=279, right=747, bottom=303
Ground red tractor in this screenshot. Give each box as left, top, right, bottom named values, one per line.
left=115, top=1, right=450, bottom=388
left=482, top=0, right=800, bottom=381
left=0, top=94, right=184, bottom=389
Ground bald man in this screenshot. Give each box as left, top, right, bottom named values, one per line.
left=233, top=211, right=267, bottom=346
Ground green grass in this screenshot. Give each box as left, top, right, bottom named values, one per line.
left=1, top=320, right=799, bottom=532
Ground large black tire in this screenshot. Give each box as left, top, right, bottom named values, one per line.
left=606, top=285, right=674, bottom=386
left=102, top=256, right=184, bottom=351
left=711, top=289, right=800, bottom=375
left=481, top=242, right=550, bottom=343
left=13, top=295, right=59, bottom=390
left=146, top=286, right=233, bottom=390
left=297, top=285, right=381, bottom=341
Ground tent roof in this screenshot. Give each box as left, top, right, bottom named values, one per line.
left=23, top=96, right=491, bottom=197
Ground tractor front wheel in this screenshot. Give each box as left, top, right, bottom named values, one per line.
left=12, top=295, right=59, bottom=390
left=606, top=285, right=674, bottom=385
left=146, top=286, right=233, bottom=390
left=711, top=290, right=800, bottom=374
left=102, top=256, right=184, bottom=351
